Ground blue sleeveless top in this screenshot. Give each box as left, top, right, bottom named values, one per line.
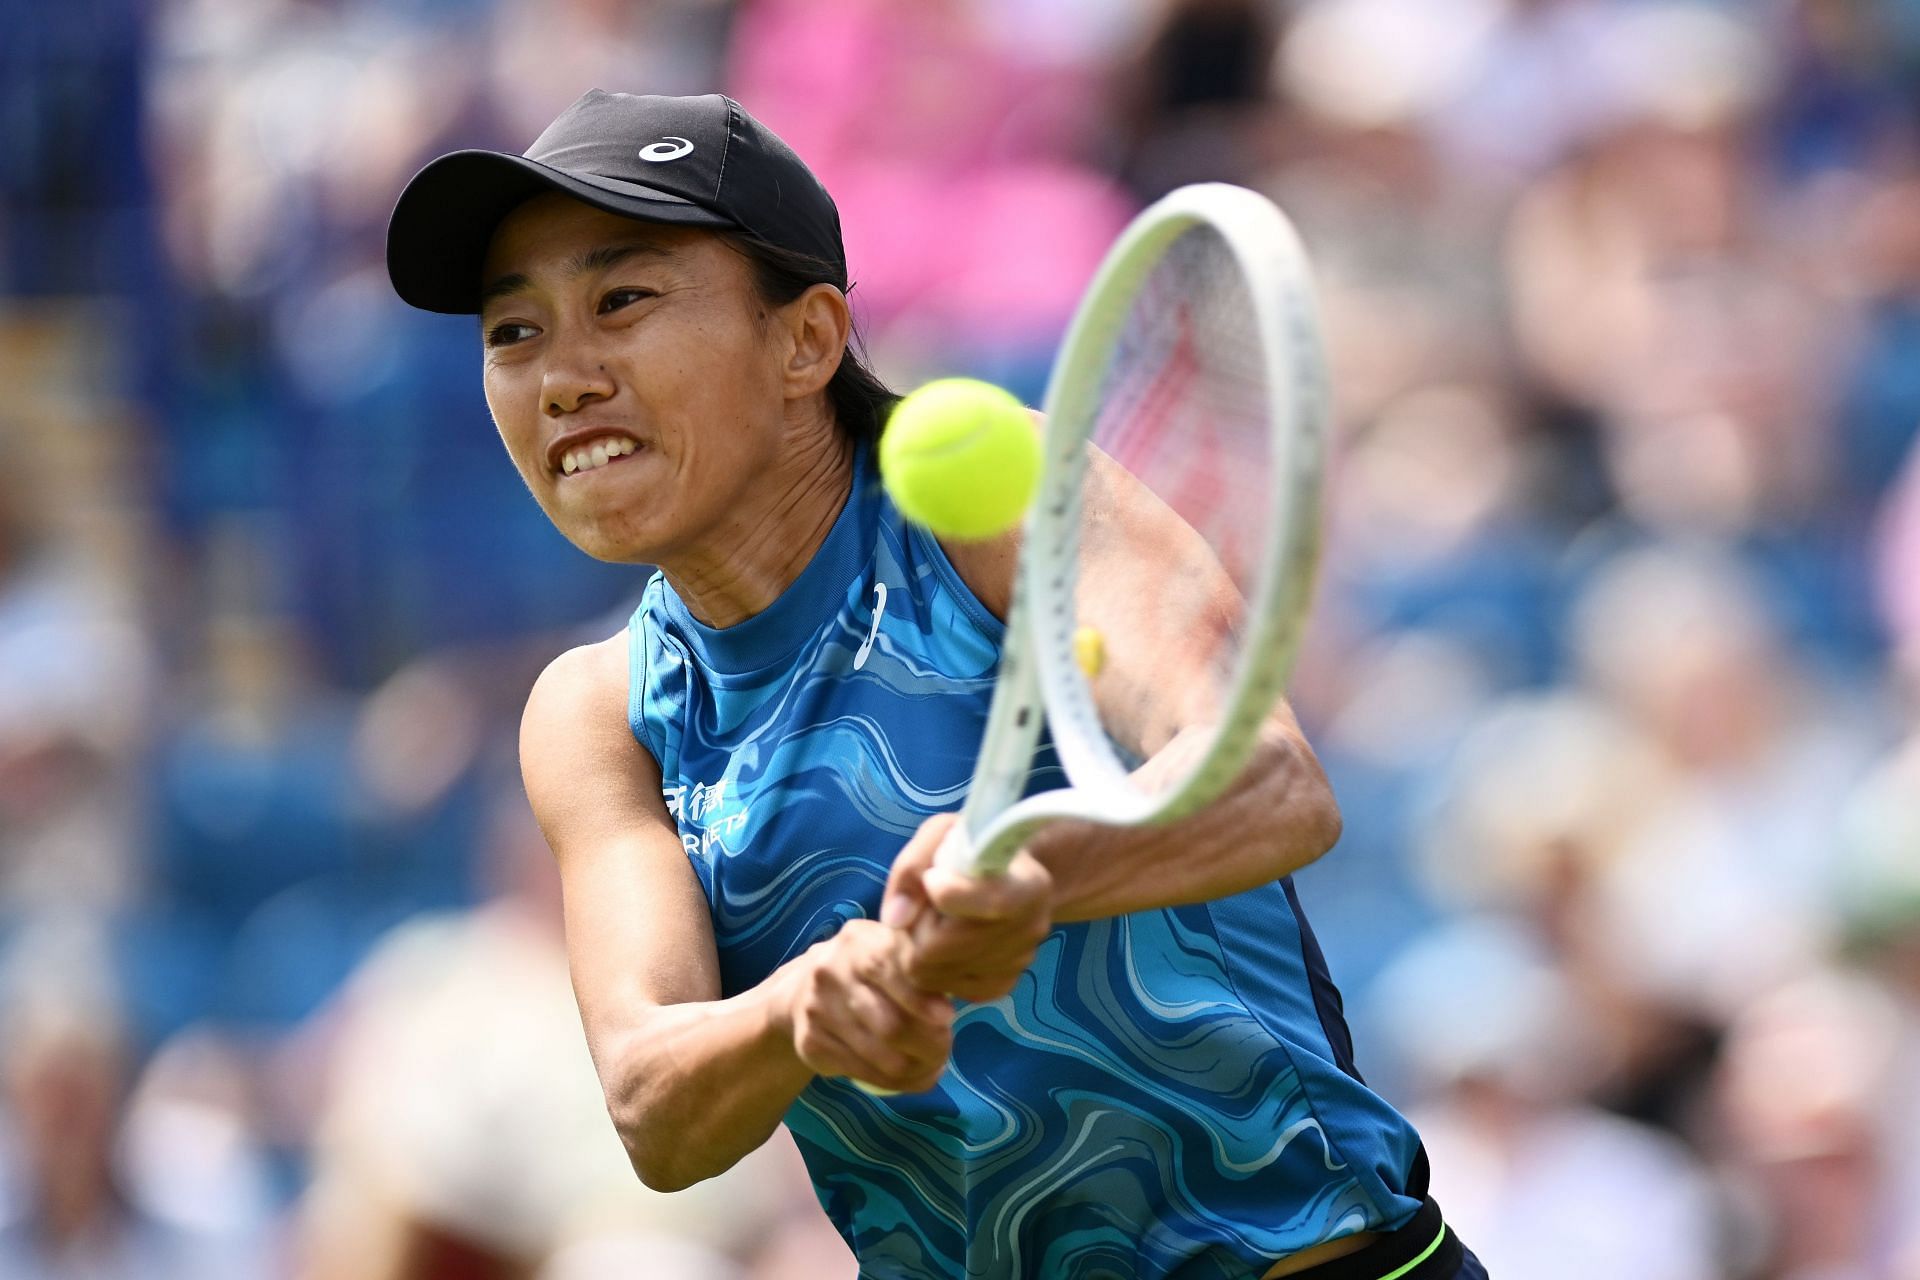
left=627, top=450, right=1425, bottom=1279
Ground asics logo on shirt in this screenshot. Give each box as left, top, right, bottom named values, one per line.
left=853, top=583, right=888, bottom=671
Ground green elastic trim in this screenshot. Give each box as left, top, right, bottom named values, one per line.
left=1376, top=1225, right=1447, bottom=1280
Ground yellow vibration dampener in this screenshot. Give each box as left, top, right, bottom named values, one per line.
left=1074, top=627, right=1105, bottom=678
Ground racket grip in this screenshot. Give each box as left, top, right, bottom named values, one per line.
left=932, top=819, right=978, bottom=875
left=938, top=815, right=1032, bottom=877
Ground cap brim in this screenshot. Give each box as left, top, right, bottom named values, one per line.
left=386, top=150, right=736, bottom=314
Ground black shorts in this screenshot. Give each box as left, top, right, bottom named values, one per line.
left=1282, top=1196, right=1487, bottom=1280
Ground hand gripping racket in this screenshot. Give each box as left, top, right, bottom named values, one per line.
left=936, top=182, right=1330, bottom=880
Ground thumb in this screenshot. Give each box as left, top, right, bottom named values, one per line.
left=924, top=848, right=1051, bottom=922
left=881, top=812, right=958, bottom=927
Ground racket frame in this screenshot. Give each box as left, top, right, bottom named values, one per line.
left=937, top=183, right=1329, bottom=877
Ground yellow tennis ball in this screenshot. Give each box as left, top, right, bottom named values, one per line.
left=1073, top=626, right=1105, bottom=678
left=880, top=378, right=1040, bottom=541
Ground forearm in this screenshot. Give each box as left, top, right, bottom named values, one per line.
left=598, top=966, right=814, bottom=1192
left=1029, top=721, right=1342, bottom=922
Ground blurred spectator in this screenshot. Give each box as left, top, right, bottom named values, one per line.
left=1113, top=0, right=1285, bottom=196
left=1412, top=691, right=1721, bottom=1134
left=0, top=919, right=266, bottom=1279
left=293, top=790, right=836, bottom=1280
left=1566, top=545, right=1877, bottom=1016
left=1834, top=735, right=1920, bottom=1273
left=729, top=0, right=1134, bottom=394
left=1878, top=438, right=1920, bottom=688
left=1834, top=179, right=1920, bottom=507
left=1712, top=969, right=1916, bottom=1280
left=1371, top=918, right=1723, bottom=1280
left=0, top=435, right=150, bottom=912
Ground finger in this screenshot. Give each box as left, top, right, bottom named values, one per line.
left=922, top=852, right=1052, bottom=923
left=906, top=947, right=1036, bottom=998
left=843, top=979, right=906, bottom=1043
left=904, top=939, right=1045, bottom=1002
left=863, top=943, right=957, bottom=1026
left=880, top=812, right=959, bottom=928
left=908, top=913, right=1050, bottom=975
left=844, top=978, right=951, bottom=1066
left=828, top=1005, right=950, bottom=1091
left=800, top=1023, right=923, bottom=1090
left=906, top=949, right=1034, bottom=999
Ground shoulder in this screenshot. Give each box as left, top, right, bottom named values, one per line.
left=525, top=629, right=630, bottom=725
left=521, top=629, right=656, bottom=780
left=932, top=528, right=1019, bottom=623
left=917, top=412, right=1044, bottom=623
left=927, top=444, right=1167, bottom=624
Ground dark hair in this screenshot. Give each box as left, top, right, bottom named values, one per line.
left=727, top=234, right=898, bottom=452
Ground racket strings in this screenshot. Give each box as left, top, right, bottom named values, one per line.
left=1074, top=222, right=1276, bottom=767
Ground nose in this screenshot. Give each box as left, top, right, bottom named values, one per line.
left=541, top=358, right=615, bottom=417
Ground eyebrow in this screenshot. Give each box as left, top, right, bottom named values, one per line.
left=479, top=241, right=678, bottom=310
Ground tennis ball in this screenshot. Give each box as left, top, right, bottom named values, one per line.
left=880, top=378, right=1039, bottom=541
left=1073, top=626, right=1106, bottom=678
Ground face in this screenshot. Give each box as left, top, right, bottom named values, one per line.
left=478, top=195, right=795, bottom=562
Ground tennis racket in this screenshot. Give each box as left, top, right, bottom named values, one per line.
left=936, top=181, right=1329, bottom=881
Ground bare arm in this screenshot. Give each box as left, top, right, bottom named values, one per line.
left=1028, top=705, right=1339, bottom=922
left=523, top=637, right=953, bottom=1191
left=928, top=450, right=1341, bottom=928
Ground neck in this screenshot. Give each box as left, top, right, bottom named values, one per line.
left=662, top=427, right=854, bottom=628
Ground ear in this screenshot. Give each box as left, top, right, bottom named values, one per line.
left=778, top=283, right=851, bottom=402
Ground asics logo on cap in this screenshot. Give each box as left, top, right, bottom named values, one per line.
left=638, top=137, right=694, bottom=162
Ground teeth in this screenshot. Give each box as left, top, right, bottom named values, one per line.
left=559, top=437, right=639, bottom=476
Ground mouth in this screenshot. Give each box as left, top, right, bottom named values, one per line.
left=553, top=434, right=644, bottom=478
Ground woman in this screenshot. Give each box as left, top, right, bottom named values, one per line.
left=387, top=90, right=1485, bottom=1280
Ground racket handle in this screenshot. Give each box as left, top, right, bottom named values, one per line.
left=933, top=818, right=979, bottom=875
left=938, top=814, right=1035, bottom=878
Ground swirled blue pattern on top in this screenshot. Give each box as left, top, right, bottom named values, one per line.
left=628, top=450, right=1425, bottom=1278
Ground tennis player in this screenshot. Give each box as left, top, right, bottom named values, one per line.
left=387, top=91, right=1486, bottom=1280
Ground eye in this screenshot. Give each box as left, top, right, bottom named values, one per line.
left=600, top=287, right=656, bottom=314
left=484, top=321, right=538, bottom=349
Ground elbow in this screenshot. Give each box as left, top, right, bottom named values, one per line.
left=606, top=1086, right=665, bottom=1188
left=631, top=1153, right=704, bottom=1195
left=1265, top=732, right=1342, bottom=870
left=611, top=1092, right=706, bottom=1193
left=604, top=1046, right=749, bottom=1193
left=1302, top=779, right=1342, bottom=863
left=606, top=1090, right=714, bottom=1197
left=602, top=1051, right=701, bottom=1193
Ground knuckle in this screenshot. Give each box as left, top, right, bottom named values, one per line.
left=914, top=1028, right=954, bottom=1062
left=903, top=955, right=939, bottom=988
left=865, top=1002, right=903, bottom=1039
left=871, top=1050, right=913, bottom=1083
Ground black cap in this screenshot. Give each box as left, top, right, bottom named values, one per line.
left=387, top=91, right=846, bottom=314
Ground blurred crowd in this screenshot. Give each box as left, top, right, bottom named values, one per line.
left=2, top=0, right=1918, bottom=1276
